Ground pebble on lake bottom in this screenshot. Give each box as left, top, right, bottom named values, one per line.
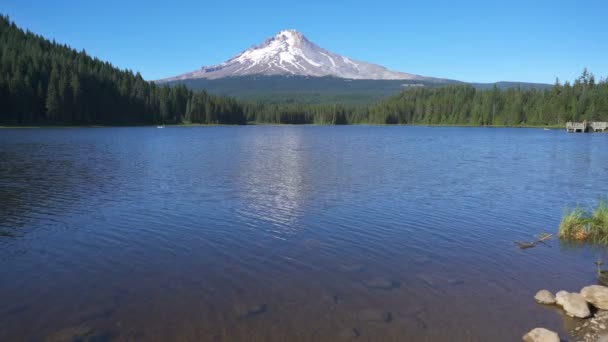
left=44, top=326, right=94, bottom=342
left=448, top=279, right=465, bottom=286
left=382, top=312, right=393, bottom=323
left=363, top=277, right=400, bottom=290
left=235, top=303, right=268, bottom=319
left=338, top=264, right=365, bottom=273
left=358, top=309, right=393, bottom=323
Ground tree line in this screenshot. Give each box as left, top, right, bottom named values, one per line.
left=0, top=15, right=245, bottom=125
left=241, top=72, right=608, bottom=126
left=1, top=14, right=607, bottom=127
left=367, top=70, right=608, bottom=126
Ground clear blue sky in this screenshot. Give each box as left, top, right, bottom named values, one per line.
left=3, top=0, right=607, bottom=83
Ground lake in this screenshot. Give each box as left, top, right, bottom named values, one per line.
left=1, top=126, right=608, bottom=341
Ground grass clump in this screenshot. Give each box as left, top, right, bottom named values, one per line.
left=559, top=201, right=608, bottom=245
left=558, top=207, right=590, bottom=241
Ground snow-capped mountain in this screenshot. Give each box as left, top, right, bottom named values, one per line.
left=159, top=29, right=430, bottom=82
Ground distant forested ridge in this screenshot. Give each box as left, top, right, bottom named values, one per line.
left=240, top=73, right=608, bottom=125
left=1, top=15, right=607, bottom=127
left=0, top=15, right=244, bottom=125
left=367, top=72, right=608, bottom=126
left=166, top=75, right=552, bottom=106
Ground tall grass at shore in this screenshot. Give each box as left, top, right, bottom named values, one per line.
left=559, top=201, right=608, bottom=244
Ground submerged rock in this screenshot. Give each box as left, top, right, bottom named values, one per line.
left=534, top=290, right=556, bottom=305
left=581, top=285, right=608, bottom=310
left=302, top=238, right=322, bottom=249
left=382, top=312, right=393, bottom=323
left=363, top=277, right=400, bottom=290
left=236, top=304, right=268, bottom=319
left=522, top=327, right=559, bottom=342
left=44, top=326, right=94, bottom=342
left=448, top=279, right=465, bottom=286
left=339, top=328, right=361, bottom=339
left=562, top=293, right=591, bottom=318
left=338, top=264, right=365, bottom=273
left=358, top=310, right=393, bottom=323
left=405, top=310, right=428, bottom=329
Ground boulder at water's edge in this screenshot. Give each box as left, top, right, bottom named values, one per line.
left=522, top=328, right=559, bottom=342
left=534, top=290, right=556, bottom=305
left=562, top=293, right=591, bottom=318
left=581, top=285, right=608, bottom=310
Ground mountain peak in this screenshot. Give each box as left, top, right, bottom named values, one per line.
left=272, top=29, right=306, bottom=47
left=158, top=30, right=427, bottom=82
left=276, top=29, right=303, bottom=38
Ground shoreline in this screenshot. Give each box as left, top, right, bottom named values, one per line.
left=0, top=123, right=567, bottom=129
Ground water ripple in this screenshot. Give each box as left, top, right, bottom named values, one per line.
left=1, top=126, right=607, bottom=341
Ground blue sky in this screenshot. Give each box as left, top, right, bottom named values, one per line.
left=3, top=0, right=607, bottom=83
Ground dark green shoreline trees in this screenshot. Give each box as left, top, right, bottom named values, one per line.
left=1, top=14, right=607, bottom=126
left=368, top=71, right=608, bottom=126
left=0, top=15, right=245, bottom=125
left=242, top=72, right=607, bottom=126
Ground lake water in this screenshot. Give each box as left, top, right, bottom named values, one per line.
left=1, top=126, right=608, bottom=341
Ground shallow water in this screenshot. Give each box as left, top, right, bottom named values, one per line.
left=1, top=126, right=607, bottom=341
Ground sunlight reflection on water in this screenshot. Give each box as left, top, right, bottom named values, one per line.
left=1, top=126, right=608, bottom=341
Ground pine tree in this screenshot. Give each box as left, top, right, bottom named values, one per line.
left=45, top=79, right=60, bottom=121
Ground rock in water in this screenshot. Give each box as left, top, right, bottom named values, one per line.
left=340, top=328, right=361, bottom=339
left=237, top=304, right=268, bottom=319
left=44, top=326, right=94, bottom=342
left=382, top=312, right=393, bottom=323
left=534, top=290, right=556, bottom=305
left=562, top=293, right=591, bottom=318
left=338, top=264, right=365, bottom=273
left=359, top=310, right=393, bottom=323
left=363, top=277, right=400, bottom=290
left=555, top=291, right=569, bottom=306
left=581, top=285, right=608, bottom=310
left=522, top=328, right=560, bottom=342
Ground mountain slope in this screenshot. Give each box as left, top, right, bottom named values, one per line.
left=159, top=29, right=438, bottom=82
left=165, top=75, right=552, bottom=105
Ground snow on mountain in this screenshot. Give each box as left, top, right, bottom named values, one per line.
left=158, top=29, right=428, bottom=82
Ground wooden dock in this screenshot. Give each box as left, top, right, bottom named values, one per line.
left=591, top=122, right=608, bottom=132
left=566, top=121, right=608, bottom=133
